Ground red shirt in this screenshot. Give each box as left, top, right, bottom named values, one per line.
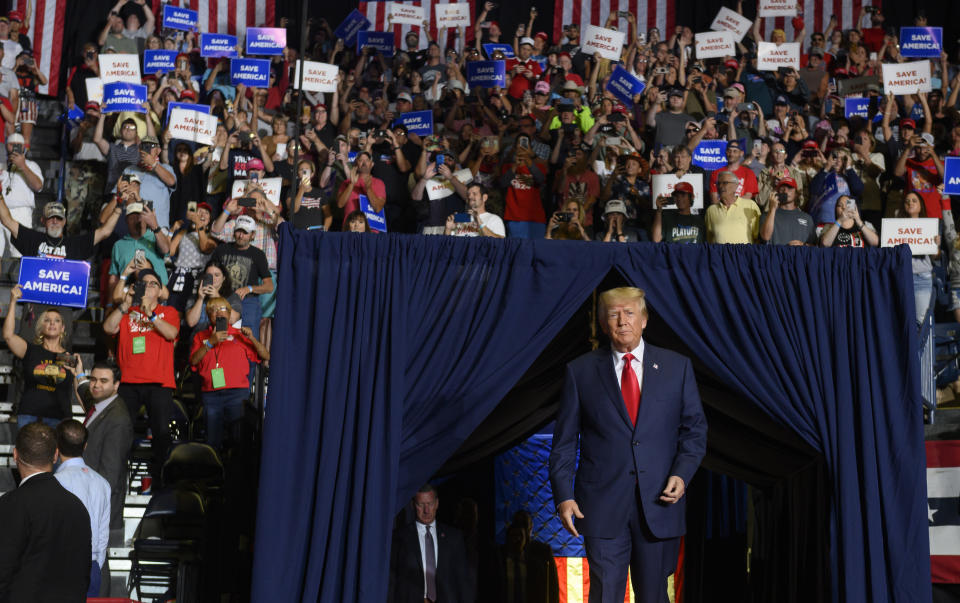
left=502, top=160, right=547, bottom=223
left=708, top=165, right=759, bottom=198
left=117, top=305, right=179, bottom=388
left=190, top=326, right=260, bottom=392
left=861, top=27, right=885, bottom=53
left=505, top=58, right=543, bottom=99
left=905, top=157, right=946, bottom=218
left=337, top=175, right=386, bottom=227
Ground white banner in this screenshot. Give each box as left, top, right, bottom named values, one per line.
left=758, top=0, right=797, bottom=17
left=426, top=168, right=473, bottom=201
left=231, top=177, right=283, bottom=206
left=85, top=77, right=104, bottom=105
left=435, top=3, right=471, bottom=28
left=294, top=61, right=339, bottom=93
left=651, top=174, right=705, bottom=210
left=881, top=218, right=938, bottom=255
left=710, top=7, right=752, bottom=42
left=581, top=25, right=626, bottom=61
left=694, top=31, right=735, bottom=59
left=757, top=42, right=800, bottom=71
left=169, top=108, right=217, bottom=145
left=882, top=61, right=932, bottom=95
left=98, top=54, right=142, bottom=84
left=388, top=2, right=424, bottom=25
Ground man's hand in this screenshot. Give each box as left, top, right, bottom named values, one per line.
left=141, top=205, right=159, bottom=230
left=557, top=499, right=584, bottom=537
left=236, top=286, right=252, bottom=300
left=660, top=476, right=685, bottom=504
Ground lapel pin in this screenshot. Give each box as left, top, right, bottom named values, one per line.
left=653, top=363, right=659, bottom=370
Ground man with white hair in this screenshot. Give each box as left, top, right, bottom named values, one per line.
left=0, top=132, right=42, bottom=258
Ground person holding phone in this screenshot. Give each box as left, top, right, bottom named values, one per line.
left=3, top=284, right=73, bottom=429
left=819, top=196, right=878, bottom=248
left=189, top=296, right=268, bottom=449
left=652, top=182, right=703, bottom=244
left=108, top=192, right=171, bottom=299
left=443, top=183, right=504, bottom=238
left=186, top=260, right=241, bottom=330
left=758, top=177, right=817, bottom=246
left=545, top=199, right=590, bottom=241
left=166, top=202, right=216, bottom=313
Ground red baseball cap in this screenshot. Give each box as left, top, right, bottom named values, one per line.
left=802, top=140, right=819, bottom=150
left=247, top=158, right=265, bottom=171
left=724, top=59, right=739, bottom=70
left=8, top=11, right=23, bottom=22
left=197, top=202, right=214, bottom=213
left=535, top=31, right=549, bottom=41
left=775, top=176, right=797, bottom=189
left=900, top=118, right=917, bottom=129
left=674, top=182, right=695, bottom=194
left=180, top=89, right=197, bottom=100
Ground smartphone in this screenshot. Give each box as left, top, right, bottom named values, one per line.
left=518, top=137, right=531, bottom=149
left=238, top=197, right=257, bottom=208
left=752, top=139, right=763, bottom=154
left=777, top=192, right=788, bottom=204
left=557, top=212, right=573, bottom=222
left=134, top=249, right=146, bottom=265
left=132, top=280, right=147, bottom=306
left=201, top=274, right=214, bottom=288
left=453, top=213, right=473, bottom=223
left=56, top=353, right=77, bottom=368
left=436, top=154, right=445, bottom=169
left=215, top=316, right=228, bottom=333
left=617, top=10, right=631, bottom=18
left=250, top=172, right=259, bottom=183
left=187, top=201, right=197, bottom=213
left=638, top=32, right=646, bottom=44
left=846, top=198, right=857, bottom=210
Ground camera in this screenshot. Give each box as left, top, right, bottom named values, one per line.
left=239, top=131, right=254, bottom=146
left=557, top=212, right=573, bottom=222
left=375, top=129, right=388, bottom=139
left=654, top=67, right=669, bottom=75
left=56, top=353, right=78, bottom=368
left=608, top=112, right=625, bottom=123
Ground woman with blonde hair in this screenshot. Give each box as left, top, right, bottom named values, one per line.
left=3, top=285, right=74, bottom=428
left=546, top=199, right=591, bottom=241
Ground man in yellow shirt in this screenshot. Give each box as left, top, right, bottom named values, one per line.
left=705, top=171, right=761, bottom=243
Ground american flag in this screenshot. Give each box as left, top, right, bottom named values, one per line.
left=928, top=440, right=960, bottom=583
left=14, top=0, right=66, bottom=97
left=360, top=0, right=477, bottom=51
left=555, top=557, right=683, bottom=603
left=149, top=0, right=277, bottom=37
left=753, top=0, right=881, bottom=41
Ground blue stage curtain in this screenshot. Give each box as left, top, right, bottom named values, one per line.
left=251, top=227, right=930, bottom=603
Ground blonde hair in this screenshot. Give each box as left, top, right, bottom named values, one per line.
left=205, top=296, right=230, bottom=318
left=33, top=309, right=64, bottom=345
left=598, top=287, right=648, bottom=317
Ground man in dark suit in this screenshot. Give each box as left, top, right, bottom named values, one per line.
left=549, top=287, right=707, bottom=603
left=389, top=484, right=470, bottom=603
left=0, top=422, right=92, bottom=602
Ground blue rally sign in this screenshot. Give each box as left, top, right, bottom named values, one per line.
left=200, top=33, right=239, bottom=58
left=102, top=82, right=147, bottom=113
left=394, top=110, right=433, bottom=136
left=18, top=257, right=90, bottom=308
left=143, top=50, right=178, bottom=75
left=358, top=31, right=396, bottom=57
left=246, top=27, right=286, bottom=56
left=359, top=194, right=387, bottom=232
left=466, top=60, right=505, bottom=88
left=605, top=65, right=645, bottom=108
left=482, top=43, right=514, bottom=59
left=691, top=140, right=728, bottom=170
left=844, top=97, right=870, bottom=119
left=163, top=5, right=197, bottom=31
left=944, top=157, right=960, bottom=196
left=334, top=9, right=372, bottom=48
left=230, top=58, right=271, bottom=88
left=899, top=27, right=942, bottom=59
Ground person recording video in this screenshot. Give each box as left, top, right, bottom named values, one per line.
left=651, top=182, right=703, bottom=244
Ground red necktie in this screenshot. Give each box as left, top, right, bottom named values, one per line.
left=83, top=406, right=95, bottom=425
left=621, top=353, right=641, bottom=425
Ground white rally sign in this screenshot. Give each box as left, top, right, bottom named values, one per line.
left=426, top=168, right=474, bottom=201
left=882, top=60, right=932, bottom=95
left=757, top=42, right=800, bottom=71
left=651, top=174, right=705, bottom=210
left=231, top=177, right=283, bottom=206
left=581, top=25, right=625, bottom=61
left=694, top=31, right=735, bottom=60
left=98, top=54, right=142, bottom=84
left=436, top=3, right=471, bottom=28
left=881, top=218, right=939, bottom=255
left=388, top=2, right=424, bottom=25
left=85, top=77, right=104, bottom=105
left=168, top=108, right=217, bottom=145
left=294, top=61, right=339, bottom=93
left=710, top=7, right=752, bottom=42
left=758, top=0, right=796, bottom=17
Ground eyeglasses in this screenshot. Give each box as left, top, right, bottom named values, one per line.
left=123, top=125, right=137, bottom=131
left=212, top=306, right=228, bottom=312
left=774, top=149, right=787, bottom=154
left=144, top=281, right=161, bottom=289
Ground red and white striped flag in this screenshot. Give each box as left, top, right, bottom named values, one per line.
left=553, top=0, right=674, bottom=47
left=555, top=557, right=682, bottom=603
left=928, top=440, right=960, bottom=583
left=150, top=0, right=277, bottom=37
left=14, top=0, right=66, bottom=97
left=755, top=0, right=881, bottom=43
left=360, top=0, right=477, bottom=51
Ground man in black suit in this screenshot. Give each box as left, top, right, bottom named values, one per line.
left=0, top=422, right=91, bottom=602
left=389, top=484, right=470, bottom=603
left=69, top=359, right=134, bottom=537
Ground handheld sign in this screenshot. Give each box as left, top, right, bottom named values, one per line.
left=169, top=108, right=217, bottom=145
left=882, top=61, right=932, bottom=95
left=230, top=58, right=271, bottom=88
left=466, top=60, right=505, bottom=88
left=836, top=75, right=882, bottom=96
left=691, top=140, right=727, bottom=170
left=881, top=218, right=939, bottom=255
left=482, top=43, right=514, bottom=59
left=143, top=50, right=178, bottom=75
left=85, top=77, right=103, bottom=105
left=18, top=257, right=90, bottom=308
left=293, top=61, right=339, bottom=93
left=334, top=9, right=371, bottom=48
left=436, top=3, right=471, bottom=28
left=162, top=4, right=198, bottom=31
left=944, top=157, right=960, bottom=195
left=710, top=7, right=752, bottom=42
left=394, top=110, right=433, bottom=136
left=102, top=82, right=147, bottom=113
left=605, top=65, right=645, bottom=108
left=844, top=97, right=870, bottom=119
left=246, top=27, right=286, bottom=56
left=230, top=178, right=283, bottom=206
left=200, top=33, right=239, bottom=58
left=165, top=101, right=209, bottom=127
left=581, top=25, right=625, bottom=61
left=900, top=27, right=942, bottom=59
left=388, top=2, right=424, bottom=26
left=757, top=42, right=799, bottom=71
left=359, top=194, right=387, bottom=232
left=99, top=54, right=141, bottom=84
left=426, top=168, right=474, bottom=200
left=652, top=173, right=705, bottom=209
left=758, top=0, right=796, bottom=17
left=358, top=31, right=396, bottom=57
left=694, top=31, right=735, bottom=59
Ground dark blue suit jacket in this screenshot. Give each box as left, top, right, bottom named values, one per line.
left=549, top=344, right=707, bottom=539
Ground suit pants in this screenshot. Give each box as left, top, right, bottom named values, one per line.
left=120, top=383, right=175, bottom=485
left=582, top=489, right=680, bottom=603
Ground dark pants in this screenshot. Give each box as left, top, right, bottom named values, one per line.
left=582, top=489, right=680, bottom=603
left=202, top=388, right=246, bottom=449
left=119, top=383, right=175, bottom=485
left=88, top=560, right=101, bottom=598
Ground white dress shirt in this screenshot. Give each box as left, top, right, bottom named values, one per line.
left=55, top=457, right=111, bottom=566
left=416, top=520, right=439, bottom=596
left=612, top=339, right=645, bottom=390
left=85, top=393, right=120, bottom=426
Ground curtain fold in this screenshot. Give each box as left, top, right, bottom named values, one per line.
left=252, top=229, right=930, bottom=603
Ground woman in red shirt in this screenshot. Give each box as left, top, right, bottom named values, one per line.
left=190, top=297, right=269, bottom=449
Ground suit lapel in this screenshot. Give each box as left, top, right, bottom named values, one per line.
left=86, top=397, right=117, bottom=430
left=410, top=524, right=423, bottom=570
left=596, top=351, right=634, bottom=429
left=635, top=345, right=660, bottom=432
